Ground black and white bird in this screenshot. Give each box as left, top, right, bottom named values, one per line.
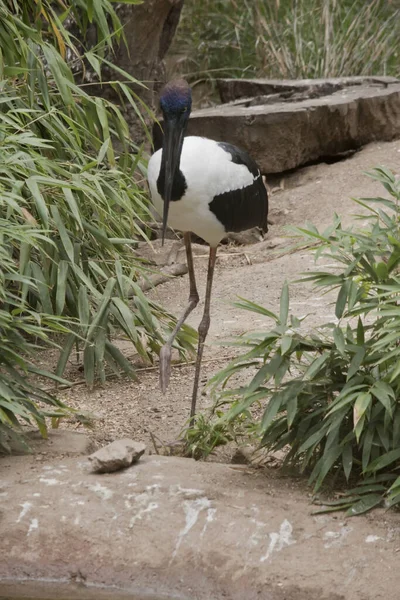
left=148, top=79, right=268, bottom=422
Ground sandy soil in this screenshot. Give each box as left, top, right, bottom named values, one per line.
left=50, top=139, right=400, bottom=450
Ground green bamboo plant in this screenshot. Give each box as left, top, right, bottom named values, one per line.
left=186, top=168, right=400, bottom=514
left=0, top=0, right=195, bottom=450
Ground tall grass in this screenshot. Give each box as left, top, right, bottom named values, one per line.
left=0, top=0, right=195, bottom=450
left=173, top=0, right=400, bottom=80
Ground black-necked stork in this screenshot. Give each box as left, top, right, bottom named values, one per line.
left=148, top=79, right=268, bottom=422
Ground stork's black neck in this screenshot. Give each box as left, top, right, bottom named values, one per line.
left=157, top=141, right=187, bottom=202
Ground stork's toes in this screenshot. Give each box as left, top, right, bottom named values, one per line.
left=159, top=344, right=172, bottom=393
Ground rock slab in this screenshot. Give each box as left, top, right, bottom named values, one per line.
left=216, top=76, right=400, bottom=102
left=162, top=77, right=400, bottom=174
left=1, top=454, right=400, bottom=599
left=5, top=429, right=95, bottom=456
left=88, top=438, right=146, bottom=473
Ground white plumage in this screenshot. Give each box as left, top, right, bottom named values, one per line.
left=148, top=136, right=258, bottom=247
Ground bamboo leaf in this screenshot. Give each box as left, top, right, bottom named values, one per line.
left=50, top=205, right=74, bottom=262
left=246, top=355, right=283, bottom=396
left=346, top=494, right=383, bottom=516
left=333, top=326, right=346, bottom=355
left=312, top=444, right=342, bottom=491
left=42, top=43, right=73, bottom=105
left=86, top=278, right=116, bottom=341
left=281, top=334, right=292, bottom=355
left=97, top=137, right=111, bottom=164
left=286, top=395, right=298, bottom=428
left=356, top=317, right=364, bottom=345
left=78, top=286, right=90, bottom=334
left=342, top=443, right=353, bottom=481
left=26, top=178, right=49, bottom=227
left=233, top=297, right=278, bottom=320
left=304, top=352, right=329, bottom=380
left=63, top=187, right=83, bottom=230
left=365, top=448, right=400, bottom=473
left=346, top=347, right=365, bottom=381
left=335, top=279, right=349, bottom=319
left=55, top=260, right=68, bottom=314
left=370, top=381, right=394, bottom=417
left=105, top=340, right=137, bottom=380
left=354, top=414, right=366, bottom=443
left=362, top=428, right=374, bottom=472
left=83, top=344, right=95, bottom=389
left=85, top=50, right=101, bottom=78
left=261, top=393, right=283, bottom=431
left=30, top=263, right=53, bottom=314
left=55, top=333, right=76, bottom=377
left=353, top=392, right=372, bottom=429
left=279, top=280, right=289, bottom=326
left=111, top=297, right=138, bottom=342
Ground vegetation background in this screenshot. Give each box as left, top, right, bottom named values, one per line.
left=173, top=0, right=400, bottom=81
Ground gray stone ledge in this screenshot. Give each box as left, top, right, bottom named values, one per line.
left=185, top=82, right=400, bottom=174
left=1, top=454, right=399, bottom=599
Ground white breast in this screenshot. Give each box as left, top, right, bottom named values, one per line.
left=147, top=136, right=255, bottom=246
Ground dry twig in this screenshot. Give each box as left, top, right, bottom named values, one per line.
left=135, top=263, right=188, bottom=293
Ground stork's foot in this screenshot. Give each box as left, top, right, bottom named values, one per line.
left=159, top=344, right=172, bottom=393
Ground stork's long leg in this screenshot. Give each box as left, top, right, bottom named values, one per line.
left=160, top=232, right=199, bottom=392
left=190, top=246, right=218, bottom=423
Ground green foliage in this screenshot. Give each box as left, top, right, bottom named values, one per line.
left=188, top=168, right=400, bottom=513
left=174, top=0, right=400, bottom=80
left=0, top=216, right=71, bottom=451
left=0, top=0, right=195, bottom=450
left=184, top=411, right=237, bottom=459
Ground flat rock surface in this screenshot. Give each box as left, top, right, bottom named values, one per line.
left=5, top=429, right=96, bottom=456
left=216, top=76, right=400, bottom=102
left=1, top=454, right=400, bottom=600
left=182, top=79, right=400, bottom=173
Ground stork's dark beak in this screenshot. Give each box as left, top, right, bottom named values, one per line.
left=161, top=115, right=185, bottom=245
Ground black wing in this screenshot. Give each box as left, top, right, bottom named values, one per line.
left=209, top=142, right=269, bottom=234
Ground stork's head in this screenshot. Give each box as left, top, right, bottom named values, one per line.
left=159, top=80, right=192, bottom=244
left=160, top=79, right=192, bottom=121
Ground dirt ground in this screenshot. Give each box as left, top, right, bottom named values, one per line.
left=44, top=139, right=400, bottom=451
